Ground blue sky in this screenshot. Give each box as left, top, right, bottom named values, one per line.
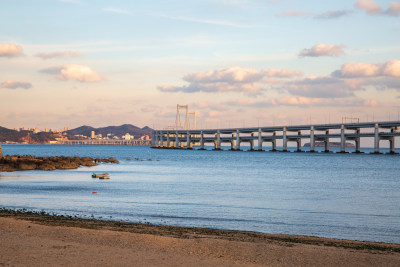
left=1, top=0, right=400, bottom=130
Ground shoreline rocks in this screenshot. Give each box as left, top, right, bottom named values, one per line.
left=0, top=155, right=119, bottom=172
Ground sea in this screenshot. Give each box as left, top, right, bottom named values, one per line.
left=0, top=144, right=399, bottom=244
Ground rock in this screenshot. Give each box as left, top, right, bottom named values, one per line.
left=0, top=155, right=119, bottom=172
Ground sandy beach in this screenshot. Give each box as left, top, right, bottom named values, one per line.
left=1, top=210, right=399, bottom=266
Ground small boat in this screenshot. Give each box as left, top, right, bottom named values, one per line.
left=92, top=173, right=110, bottom=179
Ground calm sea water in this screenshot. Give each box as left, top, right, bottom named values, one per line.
left=0, top=144, right=399, bottom=244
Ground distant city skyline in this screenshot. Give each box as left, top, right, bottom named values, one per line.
left=1, top=0, right=400, bottom=130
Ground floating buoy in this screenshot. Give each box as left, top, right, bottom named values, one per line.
left=92, top=192, right=98, bottom=194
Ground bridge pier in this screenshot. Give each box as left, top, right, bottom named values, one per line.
left=390, top=127, right=396, bottom=154
left=271, top=131, right=277, bottom=151
left=374, top=124, right=380, bottom=154
left=175, top=131, right=180, bottom=149
left=231, top=132, right=236, bottom=150
left=250, top=132, right=255, bottom=151
left=166, top=132, right=170, bottom=148
left=310, top=126, right=315, bottom=152
left=324, top=130, right=330, bottom=153
left=340, top=125, right=346, bottom=153
left=258, top=128, right=263, bottom=151
left=235, top=129, right=240, bottom=151
left=200, top=131, right=205, bottom=150
left=355, top=128, right=361, bottom=153
left=214, top=130, right=221, bottom=150
left=296, top=130, right=302, bottom=152
left=282, top=127, right=287, bottom=152
left=186, top=131, right=192, bottom=149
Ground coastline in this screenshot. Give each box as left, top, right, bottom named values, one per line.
left=1, top=209, right=400, bottom=266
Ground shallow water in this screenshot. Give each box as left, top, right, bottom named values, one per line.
left=0, top=144, right=399, bottom=243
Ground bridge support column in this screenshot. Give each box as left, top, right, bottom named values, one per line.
left=283, top=127, right=287, bottom=152
left=324, top=130, right=330, bottom=153
left=355, top=128, right=361, bottom=153
left=166, top=131, right=170, bottom=148
left=374, top=124, right=380, bottom=154
left=235, top=129, right=240, bottom=150
left=296, top=130, right=301, bottom=152
left=272, top=131, right=277, bottom=151
left=340, top=125, right=346, bottom=153
left=156, top=132, right=160, bottom=148
left=160, top=131, right=164, bottom=148
left=231, top=132, right=236, bottom=150
left=258, top=128, right=263, bottom=151
left=310, top=126, right=315, bottom=152
left=200, top=131, right=205, bottom=150
left=151, top=132, right=155, bottom=147
left=186, top=131, right=192, bottom=149
left=390, top=127, right=396, bottom=154
left=175, top=131, right=179, bottom=149
left=250, top=132, right=255, bottom=151
left=215, top=130, right=221, bottom=150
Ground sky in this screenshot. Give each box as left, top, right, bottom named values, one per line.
left=1, top=0, right=400, bottom=130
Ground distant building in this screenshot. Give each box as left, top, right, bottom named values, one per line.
left=91, top=131, right=95, bottom=139
left=122, top=133, right=134, bottom=140
left=140, top=135, right=150, bottom=141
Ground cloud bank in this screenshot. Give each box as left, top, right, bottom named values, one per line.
left=41, top=64, right=103, bottom=83
left=158, top=67, right=303, bottom=94
left=299, top=44, right=346, bottom=57
left=355, top=0, right=400, bottom=16
left=35, top=51, right=84, bottom=59
left=0, top=43, right=23, bottom=58
left=0, top=80, right=32, bottom=89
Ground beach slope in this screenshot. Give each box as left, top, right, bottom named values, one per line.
left=1, top=212, right=399, bottom=266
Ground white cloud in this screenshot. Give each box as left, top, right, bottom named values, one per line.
left=0, top=43, right=23, bottom=58
left=41, top=64, right=103, bottom=83
left=385, top=2, right=400, bottom=16
left=334, top=60, right=400, bottom=77
left=355, top=0, right=400, bottom=17
left=314, top=10, right=353, bottom=19
left=299, top=44, right=346, bottom=57
left=355, top=0, right=381, bottom=15
left=158, top=67, right=303, bottom=94
left=35, top=51, right=84, bottom=59
left=0, top=80, right=32, bottom=89
left=262, top=69, right=303, bottom=78
left=284, top=76, right=356, bottom=98
left=183, top=67, right=263, bottom=84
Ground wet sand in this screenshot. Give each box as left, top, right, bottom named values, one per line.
left=1, top=210, right=399, bottom=266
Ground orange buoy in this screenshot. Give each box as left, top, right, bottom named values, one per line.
left=92, top=192, right=98, bottom=194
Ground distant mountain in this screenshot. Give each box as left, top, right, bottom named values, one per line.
left=65, top=125, right=96, bottom=137
left=66, top=124, right=152, bottom=138
left=0, top=126, right=60, bottom=144
left=0, top=124, right=153, bottom=144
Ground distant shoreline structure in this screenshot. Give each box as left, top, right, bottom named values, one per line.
left=303, top=141, right=355, bottom=148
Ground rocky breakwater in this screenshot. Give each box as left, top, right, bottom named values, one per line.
left=0, top=155, right=119, bottom=172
